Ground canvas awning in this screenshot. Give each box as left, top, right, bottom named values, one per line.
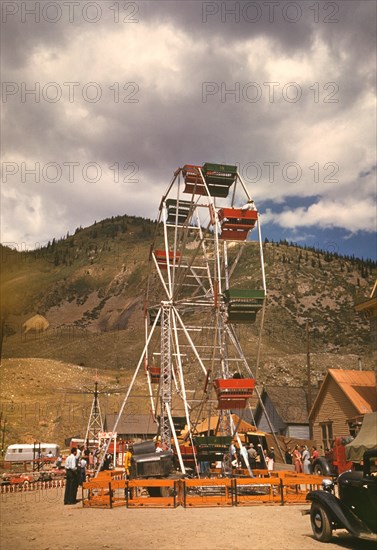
left=345, top=412, right=377, bottom=463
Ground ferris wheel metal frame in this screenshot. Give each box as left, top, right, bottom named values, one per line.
left=99, top=163, right=269, bottom=476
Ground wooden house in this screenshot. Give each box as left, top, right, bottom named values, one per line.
left=104, top=413, right=157, bottom=442
left=253, top=386, right=314, bottom=439
left=309, top=369, right=376, bottom=451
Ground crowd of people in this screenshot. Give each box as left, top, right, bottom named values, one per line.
left=227, top=441, right=319, bottom=474
left=228, top=441, right=276, bottom=472
left=63, top=440, right=137, bottom=505
left=285, top=444, right=319, bottom=474
left=63, top=445, right=103, bottom=505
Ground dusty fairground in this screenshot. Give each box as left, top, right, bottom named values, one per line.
left=0, top=487, right=375, bottom=550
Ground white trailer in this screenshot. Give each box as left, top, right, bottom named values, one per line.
left=4, top=443, right=60, bottom=462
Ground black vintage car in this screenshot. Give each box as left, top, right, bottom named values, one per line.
left=307, top=448, right=377, bottom=543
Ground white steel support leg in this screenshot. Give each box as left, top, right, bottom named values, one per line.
left=165, top=402, right=185, bottom=474
left=95, top=312, right=160, bottom=475
left=257, top=213, right=267, bottom=294
left=160, top=303, right=172, bottom=450
left=229, top=416, right=253, bottom=477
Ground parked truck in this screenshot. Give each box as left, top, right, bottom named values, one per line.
left=312, top=436, right=356, bottom=476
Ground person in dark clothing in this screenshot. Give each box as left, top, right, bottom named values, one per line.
left=101, top=453, right=112, bottom=471
left=268, top=447, right=276, bottom=461
left=285, top=447, right=293, bottom=464
left=257, top=444, right=267, bottom=468
left=78, top=457, right=87, bottom=486
left=64, top=447, right=78, bottom=505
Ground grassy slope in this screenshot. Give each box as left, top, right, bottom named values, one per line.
left=1, top=215, right=376, bottom=446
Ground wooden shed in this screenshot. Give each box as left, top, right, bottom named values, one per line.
left=253, top=385, right=315, bottom=439
left=104, top=413, right=157, bottom=442
left=308, top=369, right=376, bottom=451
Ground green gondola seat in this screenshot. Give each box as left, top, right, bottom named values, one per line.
left=224, top=289, right=265, bottom=324
left=165, top=198, right=192, bottom=225
left=193, top=436, right=232, bottom=462
left=202, top=163, right=237, bottom=198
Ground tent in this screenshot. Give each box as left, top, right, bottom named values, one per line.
left=22, top=314, right=49, bottom=333
left=345, top=412, right=377, bottom=463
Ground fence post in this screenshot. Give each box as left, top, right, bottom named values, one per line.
left=280, top=478, right=284, bottom=506
left=182, top=479, right=186, bottom=508
left=109, top=482, right=113, bottom=509
left=231, top=478, right=237, bottom=506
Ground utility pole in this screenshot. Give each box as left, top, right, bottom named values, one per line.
left=306, top=319, right=313, bottom=439
left=84, top=381, right=104, bottom=445
left=0, top=414, right=6, bottom=457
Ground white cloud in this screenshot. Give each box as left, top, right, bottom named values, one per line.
left=1, top=2, right=376, bottom=256
left=264, top=196, right=376, bottom=234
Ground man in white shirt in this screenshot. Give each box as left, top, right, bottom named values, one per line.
left=229, top=441, right=238, bottom=467
left=64, top=448, right=78, bottom=505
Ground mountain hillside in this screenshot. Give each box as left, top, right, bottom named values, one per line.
left=1, top=214, right=376, bottom=446
left=1, top=215, right=375, bottom=360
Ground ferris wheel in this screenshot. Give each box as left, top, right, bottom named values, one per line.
left=109, top=162, right=267, bottom=473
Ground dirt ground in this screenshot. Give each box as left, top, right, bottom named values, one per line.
left=0, top=488, right=375, bottom=550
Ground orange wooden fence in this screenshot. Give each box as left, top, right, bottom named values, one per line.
left=82, top=472, right=326, bottom=509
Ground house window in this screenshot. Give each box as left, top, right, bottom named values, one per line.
left=321, top=422, right=333, bottom=451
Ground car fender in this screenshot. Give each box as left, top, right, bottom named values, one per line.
left=307, top=490, right=374, bottom=538
left=312, top=456, right=332, bottom=475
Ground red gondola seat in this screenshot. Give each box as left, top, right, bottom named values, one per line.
left=218, top=208, right=258, bottom=241
left=182, top=164, right=206, bottom=195
left=213, top=378, right=255, bottom=409
left=154, top=249, right=181, bottom=269
left=148, top=364, right=160, bottom=383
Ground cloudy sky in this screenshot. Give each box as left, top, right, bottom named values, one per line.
left=1, top=0, right=376, bottom=259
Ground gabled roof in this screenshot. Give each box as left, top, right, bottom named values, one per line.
left=355, top=278, right=377, bottom=316
left=194, top=414, right=256, bottom=434
left=328, top=369, right=376, bottom=413
left=310, top=369, right=376, bottom=418
left=257, top=386, right=316, bottom=424
left=104, top=413, right=157, bottom=435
